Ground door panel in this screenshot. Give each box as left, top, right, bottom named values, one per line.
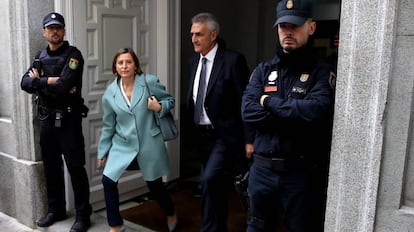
left=72, top=0, right=155, bottom=209
left=375, top=37, right=414, bottom=230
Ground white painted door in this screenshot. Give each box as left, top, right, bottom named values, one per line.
left=60, top=0, right=181, bottom=210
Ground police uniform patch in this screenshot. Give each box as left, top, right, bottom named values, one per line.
left=286, top=0, right=294, bottom=9
left=69, top=58, right=79, bottom=70
left=300, top=74, right=309, bottom=82
left=329, top=71, right=336, bottom=89
left=268, top=71, right=278, bottom=82
left=292, top=86, right=306, bottom=94
left=264, top=86, right=278, bottom=92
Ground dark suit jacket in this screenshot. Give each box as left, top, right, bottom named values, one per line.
left=185, top=43, right=251, bottom=145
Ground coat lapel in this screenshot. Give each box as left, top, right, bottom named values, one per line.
left=187, top=46, right=224, bottom=104
left=187, top=57, right=199, bottom=104
left=111, top=79, right=131, bottom=113
left=206, top=50, right=224, bottom=97
left=130, top=74, right=146, bottom=110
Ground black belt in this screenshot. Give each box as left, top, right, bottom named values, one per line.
left=197, top=124, right=215, bottom=131
left=254, top=154, right=287, bottom=172
left=39, top=105, right=73, bottom=114
left=196, top=124, right=215, bottom=136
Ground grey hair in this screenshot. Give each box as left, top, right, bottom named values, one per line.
left=191, top=12, right=220, bottom=34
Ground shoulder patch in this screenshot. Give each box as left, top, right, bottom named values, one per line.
left=69, top=58, right=79, bottom=70
left=329, top=71, right=336, bottom=89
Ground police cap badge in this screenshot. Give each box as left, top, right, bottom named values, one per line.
left=274, top=0, right=312, bottom=27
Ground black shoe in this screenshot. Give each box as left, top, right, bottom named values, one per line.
left=36, top=212, right=67, bottom=227
left=192, top=185, right=202, bottom=198
left=70, top=218, right=91, bottom=232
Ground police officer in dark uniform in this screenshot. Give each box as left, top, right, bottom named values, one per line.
left=241, top=0, right=335, bottom=231
left=21, top=12, right=91, bottom=232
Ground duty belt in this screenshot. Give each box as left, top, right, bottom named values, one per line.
left=253, top=154, right=287, bottom=172
left=38, top=106, right=69, bottom=128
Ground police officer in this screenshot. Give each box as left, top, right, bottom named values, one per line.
left=241, top=0, right=335, bottom=231
left=21, top=12, right=91, bottom=232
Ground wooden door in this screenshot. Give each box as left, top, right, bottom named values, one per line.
left=59, top=0, right=181, bottom=210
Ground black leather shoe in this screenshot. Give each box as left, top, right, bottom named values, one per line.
left=36, top=212, right=67, bottom=227
left=70, top=218, right=91, bottom=232
left=192, top=184, right=202, bottom=198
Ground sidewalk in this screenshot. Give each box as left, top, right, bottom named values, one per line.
left=0, top=211, right=154, bottom=232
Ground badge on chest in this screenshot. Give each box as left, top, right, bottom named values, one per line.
left=291, top=73, right=309, bottom=94
left=264, top=71, right=278, bottom=93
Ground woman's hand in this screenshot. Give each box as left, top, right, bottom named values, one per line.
left=97, top=157, right=107, bottom=169
left=147, top=96, right=162, bottom=112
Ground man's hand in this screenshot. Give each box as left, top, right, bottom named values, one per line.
left=69, top=87, right=76, bottom=93
left=32, top=74, right=75, bottom=93
left=28, top=68, right=40, bottom=78
left=47, top=77, right=59, bottom=85
left=245, top=143, right=254, bottom=159
left=260, top=95, right=269, bottom=106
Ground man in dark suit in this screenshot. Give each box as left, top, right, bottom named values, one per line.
left=185, top=12, right=252, bottom=232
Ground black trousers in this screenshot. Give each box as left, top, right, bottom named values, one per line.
left=247, top=162, right=328, bottom=232
left=39, top=113, right=91, bottom=220
left=102, top=175, right=175, bottom=227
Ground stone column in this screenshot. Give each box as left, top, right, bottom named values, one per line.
left=0, top=0, right=54, bottom=228
left=325, top=0, right=398, bottom=231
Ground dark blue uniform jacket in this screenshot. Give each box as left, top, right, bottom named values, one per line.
left=242, top=46, right=335, bottom=168
left=21, top=41, right=84, bottom=110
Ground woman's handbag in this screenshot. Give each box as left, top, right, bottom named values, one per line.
left=143, top=75, right=178, bottom=141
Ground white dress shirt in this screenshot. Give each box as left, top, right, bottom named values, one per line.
left=192, top=44, right=218, bottom=125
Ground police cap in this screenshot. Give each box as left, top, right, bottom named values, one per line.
left=274, top=0, right=312, bottom=27
left=43, top=12, right=65, bottom=28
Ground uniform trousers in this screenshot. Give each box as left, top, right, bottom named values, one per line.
left=247, top=162, right=327, bottom=232
left=102, top=175, right=175, bottom=227
left=39, top=112, right=91, bottom=220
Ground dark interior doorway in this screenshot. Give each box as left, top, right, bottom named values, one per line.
left=179, top=0, right=341, bottom=179
left=176, top=0, right=341, bottom=231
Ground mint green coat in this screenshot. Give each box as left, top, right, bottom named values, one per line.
left=97, top=74, right=174, bottom=182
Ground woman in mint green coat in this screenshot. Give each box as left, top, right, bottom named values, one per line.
left=97, top=48, right=177, bottom=232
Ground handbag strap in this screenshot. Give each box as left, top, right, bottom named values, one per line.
left=143, top=74, right=152, bottom=96
left=143, top=74, right=159, bottom=122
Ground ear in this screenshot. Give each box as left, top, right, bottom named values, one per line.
left=210, top=30, right=218, bottom=41
left=308, top=21, right=316, bottom=36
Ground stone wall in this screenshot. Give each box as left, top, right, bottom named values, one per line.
left=325, top=0, right=414, bottom=231
left=0, top=0, right=53, bottom=227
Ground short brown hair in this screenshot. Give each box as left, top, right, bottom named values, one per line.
left=112, top=48, right=143, bottom=77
